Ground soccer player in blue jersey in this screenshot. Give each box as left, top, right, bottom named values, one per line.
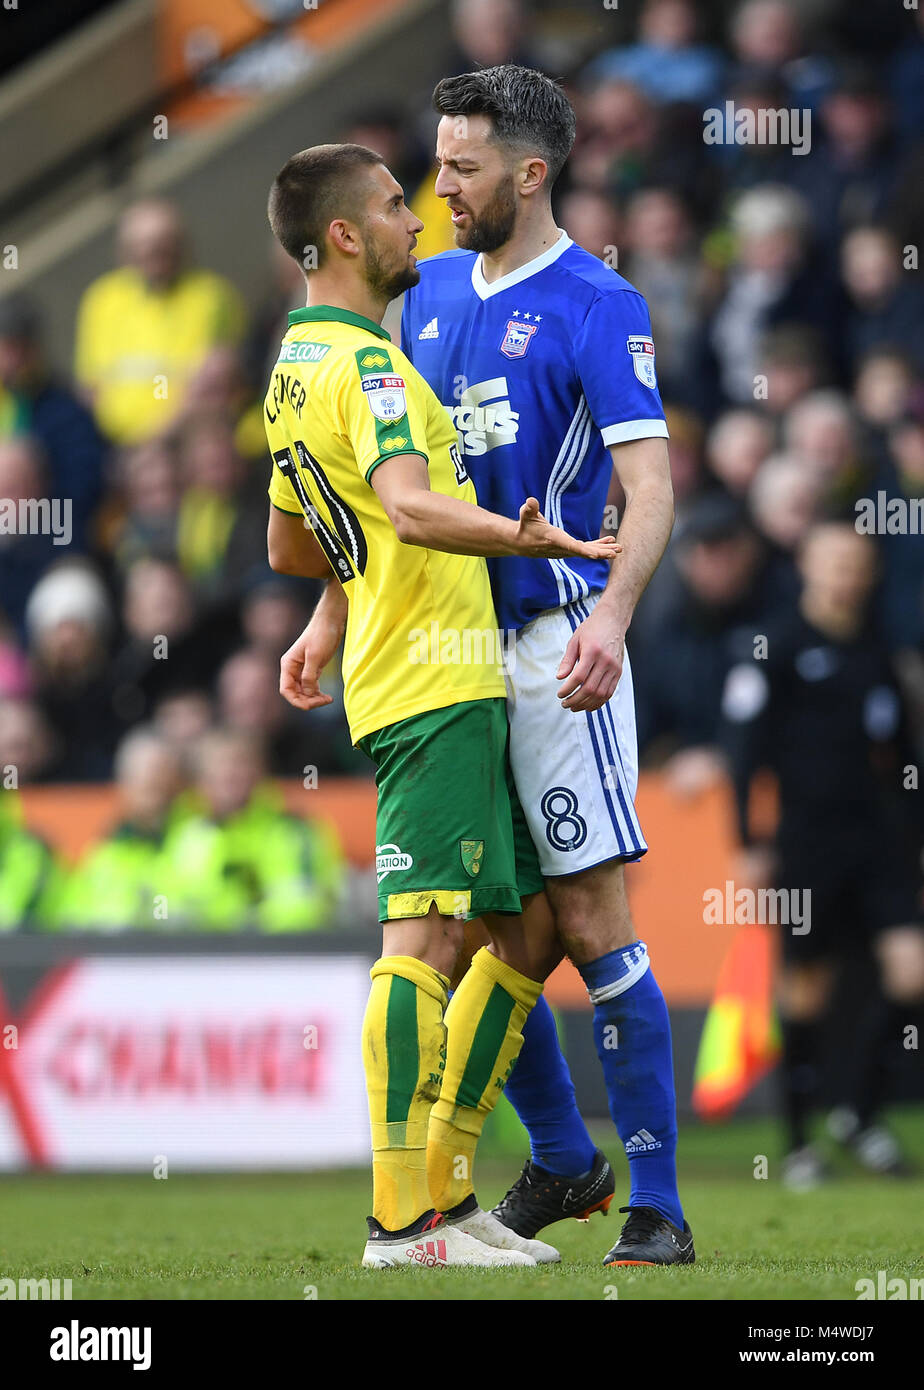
left=394, top=65, right=693, bottom=1268
left=280, top=68, right=693, bottom=1266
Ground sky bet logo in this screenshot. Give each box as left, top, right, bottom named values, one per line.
left=362, top=375, right=407, bottom=422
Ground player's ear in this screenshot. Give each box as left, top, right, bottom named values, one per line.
left=328, top=218, right=361, bottom=257
left=518, top=156, right=548, bottom=198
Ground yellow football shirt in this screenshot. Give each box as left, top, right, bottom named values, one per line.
left=74, top=267, right=245, bottom=444
left=265, top=305, right=506, bottom=743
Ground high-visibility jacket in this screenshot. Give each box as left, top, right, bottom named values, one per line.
left=0, top=791, right=62, bottom=930
left=161, top=787, right=345, bottom=932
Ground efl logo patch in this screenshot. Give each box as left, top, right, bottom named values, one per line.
left=627, top=335, right=657, bottom=389
left=362, top=375, right=407, bottom=422
left=499, top=319, right=538, bottom=359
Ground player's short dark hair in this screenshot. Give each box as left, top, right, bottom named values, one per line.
left=432, top=65, right=576, bottom=189
left=267, top=143, right=384, bottom=270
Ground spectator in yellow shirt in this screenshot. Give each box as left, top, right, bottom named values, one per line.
left=74, top=199, right=246, bottom=445
left=167, top=727, right=346, bottom=932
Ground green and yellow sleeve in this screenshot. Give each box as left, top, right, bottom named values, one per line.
left=334, top=345, right=429, bottom=484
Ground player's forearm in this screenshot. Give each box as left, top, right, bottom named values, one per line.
left=311, top=576, right=348, bottom=638
left=598, top=471, right=673, bottom=633
left=391, top=489, right=522, bottom=557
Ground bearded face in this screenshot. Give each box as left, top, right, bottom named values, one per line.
left=450, top=169, right=518, bottom=253
left=363, top=222, right=421, bottom=302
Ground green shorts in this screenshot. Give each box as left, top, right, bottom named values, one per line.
left=358, top=697, right=544, bottom=923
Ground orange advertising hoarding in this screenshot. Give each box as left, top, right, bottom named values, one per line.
left=20, top=774, right=775, bottom=1008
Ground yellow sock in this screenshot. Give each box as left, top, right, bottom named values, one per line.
left=427, top=946, right=542, bottom=1212
left=362, top=955, right=449, bottom=1231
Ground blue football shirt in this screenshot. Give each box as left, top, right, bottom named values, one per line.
left=401, top=231, right=668, bottom=631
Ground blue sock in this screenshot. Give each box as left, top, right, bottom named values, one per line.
left=579, top=943, right=683, bottom=1228
left=504, top=994, right=597, bottom=1176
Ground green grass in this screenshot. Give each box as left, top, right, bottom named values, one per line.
left=1, top=1111, right=922, bottom=1300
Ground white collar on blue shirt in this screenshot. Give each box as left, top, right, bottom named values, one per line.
left=471, top=229, right=573, bottom=301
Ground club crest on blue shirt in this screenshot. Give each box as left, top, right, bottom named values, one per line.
left=626, top=335, right=657, bottom=389
left=499, top=319, right=538, bottom=359
left=361, top=374, right=407, bottom=421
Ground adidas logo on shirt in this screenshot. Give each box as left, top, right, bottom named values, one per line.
left=418, top=317, right=439, bottom=340
left=625, top=1128, right=662, bottom=1154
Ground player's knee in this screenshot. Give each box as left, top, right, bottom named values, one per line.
left=556, top=906, right=636, bottom=963
left=382, top=909, right=465, bottom=980
left=549, top=874, right=635, bottom=960
left=437, top=916, right=466, bottom=978
left=449, top=928, right=480, bottom=990
left=486, top=935, right=561, bottom=983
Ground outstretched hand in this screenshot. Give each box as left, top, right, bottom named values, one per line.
left=516, top=497, right=622, bottom=561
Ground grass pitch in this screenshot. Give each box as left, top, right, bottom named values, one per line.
left=1, top=1112, right=922, bottom=1301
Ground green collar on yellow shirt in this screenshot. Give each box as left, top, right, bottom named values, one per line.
left=288, top=305, right=390, bottom=340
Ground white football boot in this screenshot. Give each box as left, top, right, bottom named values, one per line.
left=443, top=1196, right=561, bottom=1263
left=362, top=1211, right=535, bottom=1268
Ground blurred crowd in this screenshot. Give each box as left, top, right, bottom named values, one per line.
left=1, top=0, right=923, bottom=928
left=0, top=725, right=346, bottom=932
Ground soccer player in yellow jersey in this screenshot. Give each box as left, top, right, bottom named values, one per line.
left=263, top=143, right=617, bottom=1268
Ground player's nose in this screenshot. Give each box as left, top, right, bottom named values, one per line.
left=434, top=165, right=457, bottom=198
